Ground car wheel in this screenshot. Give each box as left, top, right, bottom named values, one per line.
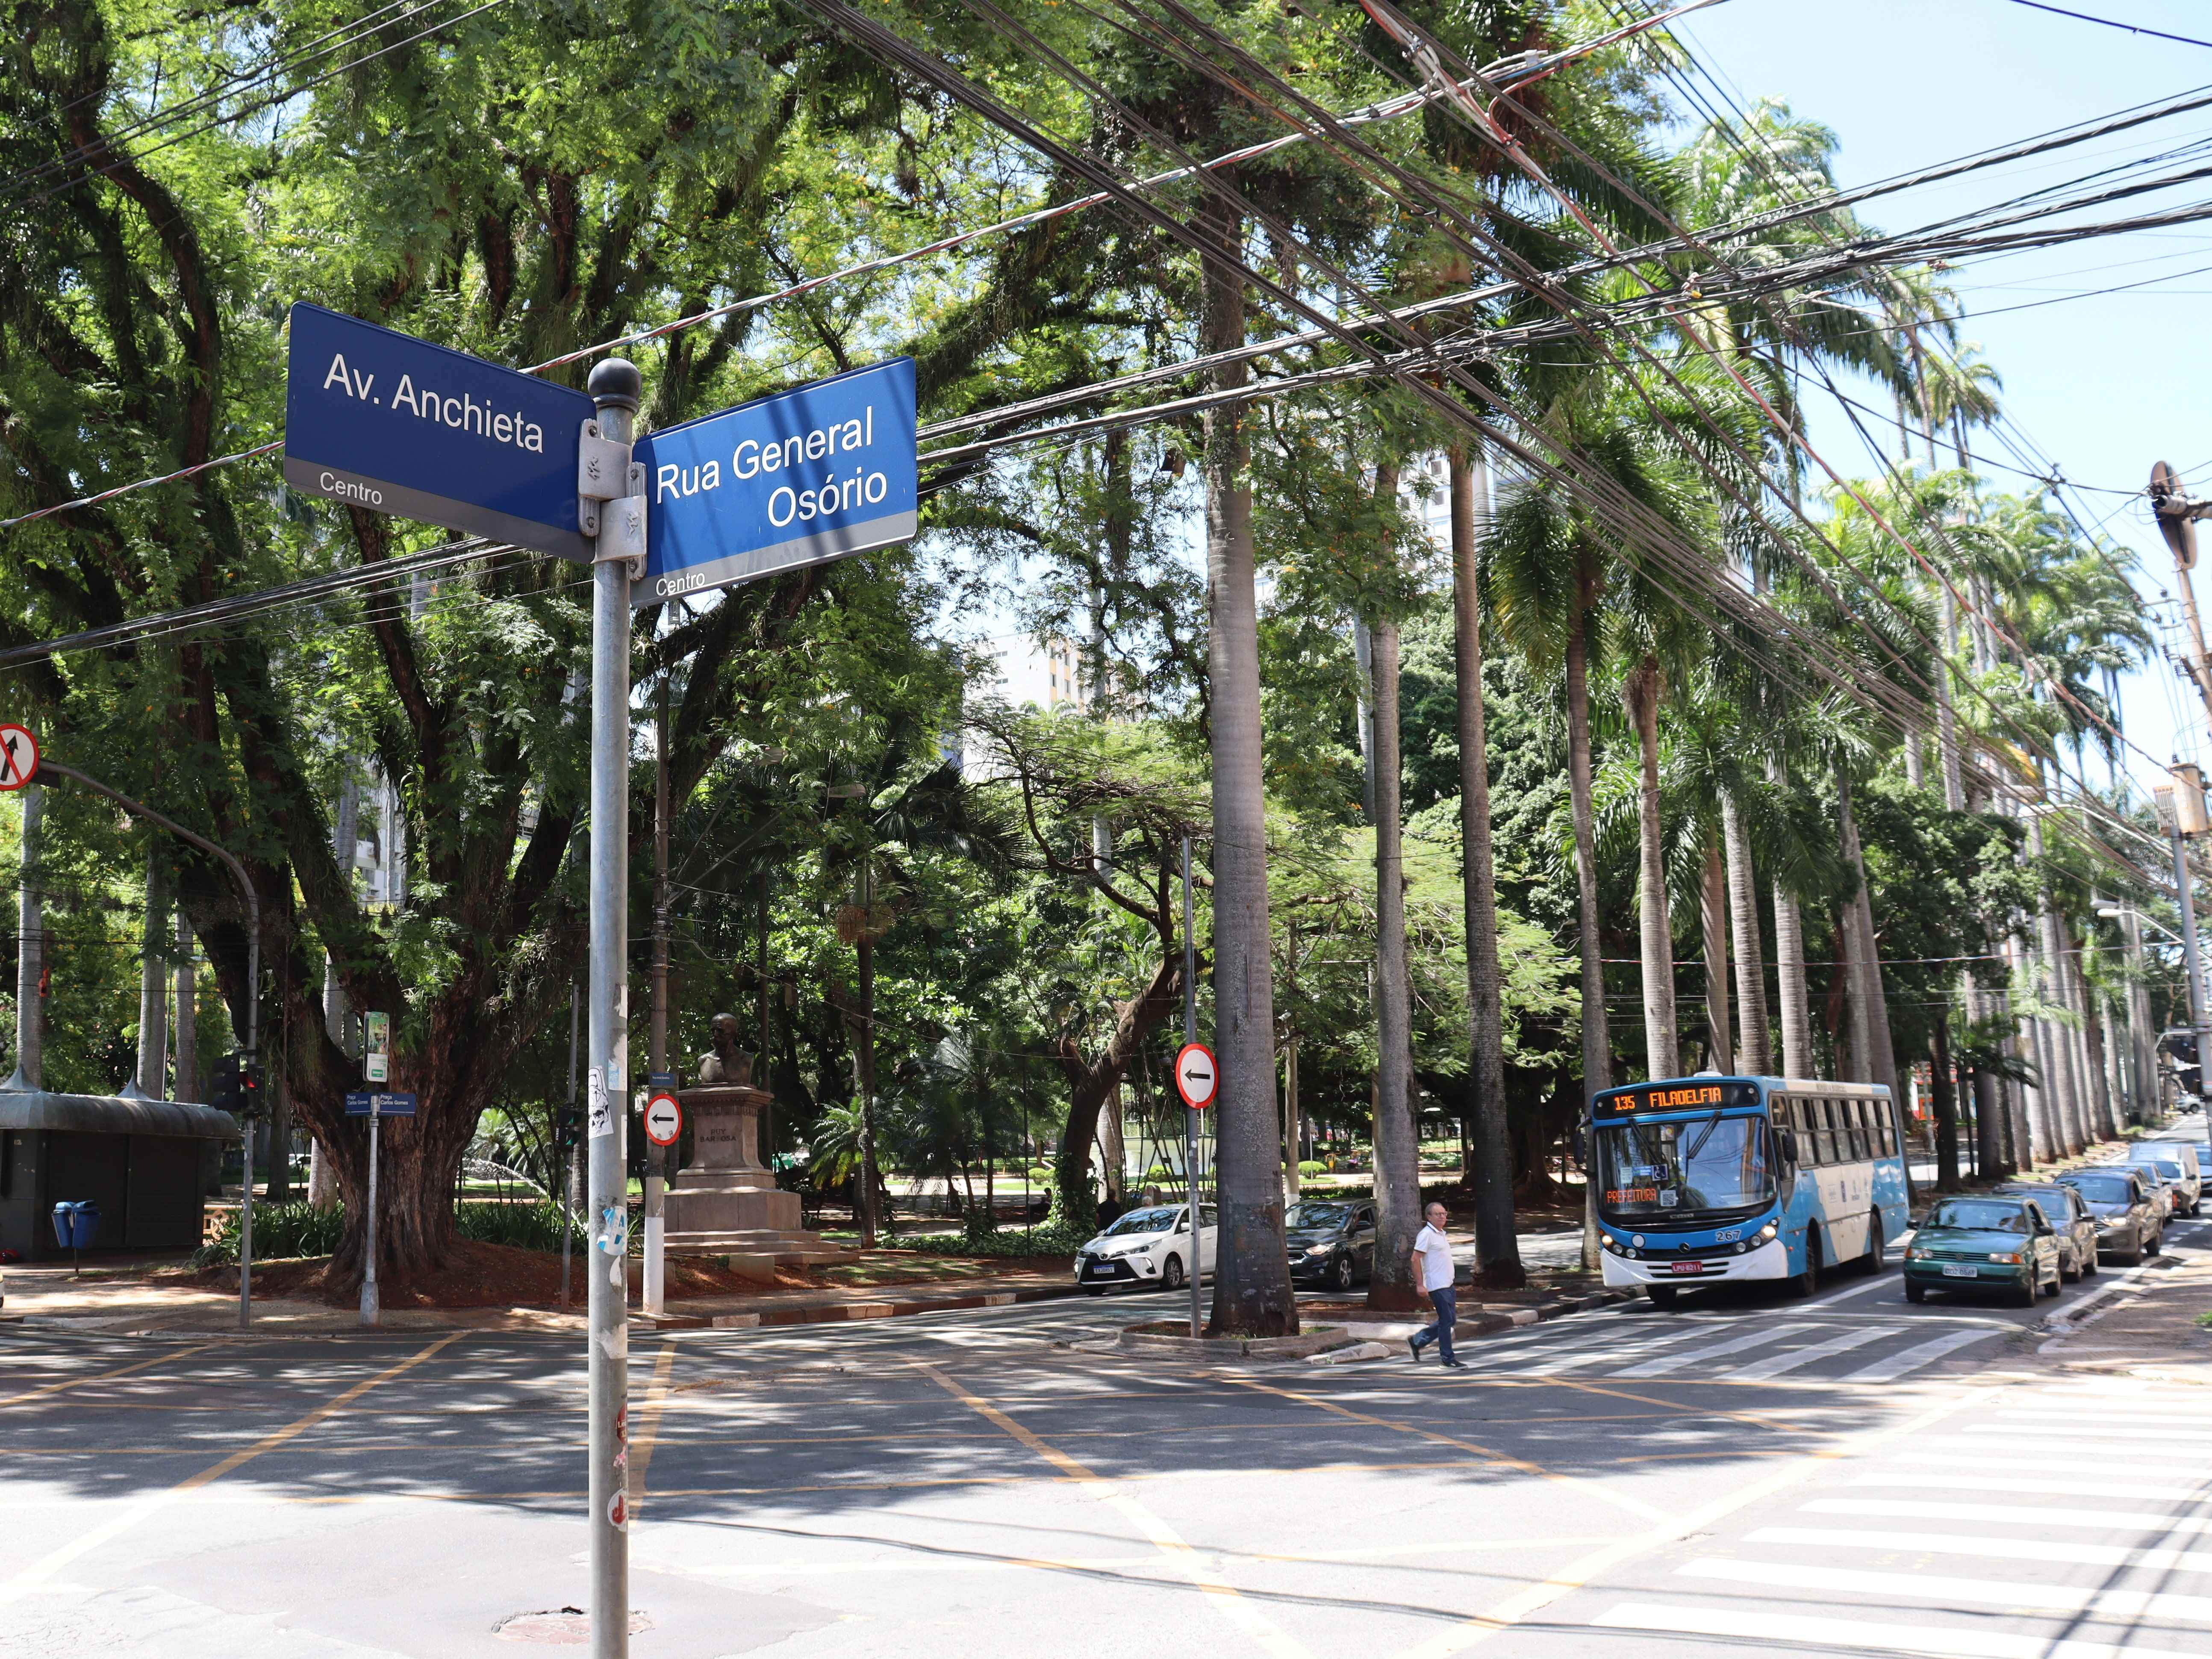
left=1788, top=1233, right=1823, bottom=1298
left=1645, top=1285, right=1679, bottom=1309
left=2060, top=1244, right=2081, bottom=1284
left=1160, top=1253, right=1186, bottom=1293
left=1905, top=1282, right=1927, bottom=1304
left=1329, top=1251, right=1356, bottom=1294
left=2150, top=1231, right=2163, bottom=1258
left=2042, top=1261, right=2062, bottom=1297
left=2012, top=1273, right=2038, bottom=1308
left=2081, top=1248, right=2097, bottom=1277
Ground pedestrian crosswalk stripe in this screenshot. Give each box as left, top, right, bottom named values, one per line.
left=1591, top=1600, right=2196, bottom=1658
left=1897, top=1451, right=2212, bottom=1479
left=1610, top=1323, right=1817, bottom=1378
left=1749, top=1524, right=2212, bottom=1575
left=1994, top=1410, right=2212, bottom=1430
left=1724, top=1325, right=1900, bottom=1382
left=1488, top=1325, right=1708, bottom=1375
left=1847, top=1471, right=2212, bottom=1503
left=1801, top=1497, right=2212, bottom=1535
left=1676, top=1555, right=2212, bottom=1623
left=1836, top=1326, right=1998, bottom=1382
left=1963, top=1420, right=2212, bottom=1443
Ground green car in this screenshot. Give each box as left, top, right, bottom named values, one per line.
left=1903, top=1195, right=2063, bottom=1307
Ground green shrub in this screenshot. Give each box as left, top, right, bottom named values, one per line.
left=1297, top=1161, right=1327, bottom=1178
left=199, top=1198, right=582, bottom=1266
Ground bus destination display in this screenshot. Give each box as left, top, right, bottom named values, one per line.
left=1593, top=1082, right=1726, bottom=1117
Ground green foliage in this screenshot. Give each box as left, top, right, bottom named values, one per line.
left=196, top=1199, right=580, bottom=1266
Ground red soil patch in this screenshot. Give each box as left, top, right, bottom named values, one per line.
left=176, top=1239, right=789, bottom=1309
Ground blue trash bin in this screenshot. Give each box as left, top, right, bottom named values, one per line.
left=51, top=1201, right=77, bottom=1250
left=72, top=1201, right=101, bottom=1251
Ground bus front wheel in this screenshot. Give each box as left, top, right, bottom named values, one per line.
left=1788, top=1235, right=1823, bottom=1298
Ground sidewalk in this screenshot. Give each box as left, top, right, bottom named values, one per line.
left=2035, top=1218, right=2212, bottom=1383
left=0, top=1258, right=1081, bottom=1337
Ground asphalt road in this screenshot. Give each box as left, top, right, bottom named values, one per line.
left=3, top=1182, right=2207, bottom=1656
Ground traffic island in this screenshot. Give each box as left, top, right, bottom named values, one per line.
left=1117, top=1320, right=1350, bottom=1360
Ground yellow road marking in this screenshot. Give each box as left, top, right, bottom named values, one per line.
left=1215, top=1373, right=1672, bottom=1525
left=625, top=1337, right=679, bottom=1506
left=0, top=1333, right=462, bottom=1606
left=915, top=1360, right=1313, bottom=1659
left=3, top=1341, right=225, bottom=1408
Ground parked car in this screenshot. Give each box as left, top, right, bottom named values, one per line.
left=1073, top=1203, right=1216, bottom=1294
left=1284, top=1198, right=1376, bottom=1292
left=1995, top=1181, right=2099, bottom=1282
left=2056, top=1167, right=2162, bottom=1264
left=2123, top=1142, right=2203, bottom=1216
left=2135, top=1162, right=2183, bottom=1222
left=1904, top=1194, right=2064, bottom=1306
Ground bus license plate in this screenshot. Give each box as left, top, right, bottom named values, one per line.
left=1668, top=1262, right=1703, bottom=1276
left=1941, top=1264, right=1976, bottom=1277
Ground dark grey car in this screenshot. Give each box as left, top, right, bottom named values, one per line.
left=1285, top=1199, right=1376, bottom=1292
left=1996, top=1181, right=2099, bottom=1282
left=2056, top=1167, right=2162, bottom=1264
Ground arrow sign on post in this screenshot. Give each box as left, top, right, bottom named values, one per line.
left=1174, top=1043, right=1218, bottom=1111
left=643, top=1091, right=683, bottom=1148
left=632, top=357, right=916, bottom=607
left=283, top=303, right=597, bottom=559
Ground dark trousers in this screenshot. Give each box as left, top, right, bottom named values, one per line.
left=1412, top=1285, right=1456, bottom=1364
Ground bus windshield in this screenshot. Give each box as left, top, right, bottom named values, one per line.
left=1596, top=1113, right=1773, bottom=1222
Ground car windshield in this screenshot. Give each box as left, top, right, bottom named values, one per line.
left=1926, top=1199, right=2030, bottom=1233
left=2062, top=1174, right=2133, bottom=1203
left=2144, top=1159, right=2188, bottom=1179
left=1103, top=1206, right=1178, bottom=1237
left=1595, top=1114, right=1773, bottom=1221
left=1286, top=1202, right=1352, bottom=1229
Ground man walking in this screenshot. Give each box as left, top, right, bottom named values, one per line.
left=1407, top=1201, right=1463, bottom=1369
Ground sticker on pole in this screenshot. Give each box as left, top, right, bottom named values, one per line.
left=0, top=725, right=38, bottom=791
left=643, top=1091, right=683, bottom=1147
left=586, top=1067, right=613, bottom=1138
left=1174, top=1043, right=1218, bottom=1110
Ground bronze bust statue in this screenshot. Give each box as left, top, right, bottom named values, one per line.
left=696, top=1012, right=754, bottom=1087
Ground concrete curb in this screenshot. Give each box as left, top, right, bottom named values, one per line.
left=1117, top=1324, right=1349, bottom=1360
left=645, top=1282, right=1081, bottom=1332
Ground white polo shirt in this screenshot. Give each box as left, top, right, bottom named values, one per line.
left=1414, top=1223, right=1455, bottom=1292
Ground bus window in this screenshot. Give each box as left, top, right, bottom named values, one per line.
left=1811, top=1100, right=1838, bottom=1165
left=1876, top=1103, right=1897, bottom=1157
left=1844, top=1099, right=1870, bottom=1161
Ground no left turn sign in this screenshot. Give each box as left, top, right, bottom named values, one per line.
left=1173, top=1043, right=1217, bottom=1111
left=0, top=725, right=38, bottom=791
left=643, top=1091, right=683, bottom=1147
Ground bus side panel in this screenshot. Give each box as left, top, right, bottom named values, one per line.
left=1870, top=1153, right=1911, bottom=1249
left=1779, top=1168, right=1819, bottom=1273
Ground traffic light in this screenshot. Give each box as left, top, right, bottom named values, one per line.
left=209, top=1052, right=265, bottom=1116
left=554, top=1101, right=582, bottom=1154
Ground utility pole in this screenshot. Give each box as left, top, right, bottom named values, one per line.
left=2151, top=463, right=2212, bottom=732
left=645, top=675, right=671, bottom=1318
left=1182, top=833, right=1201, bottom=1341
left=583, top=358, right=643, bottom=1659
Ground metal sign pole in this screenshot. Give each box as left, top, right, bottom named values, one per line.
left=360, top=1099, right=381, bottom=1325
left=1182, top=834, right=1200, bottom=1340
left=585, top=359, right=642, bottom=1659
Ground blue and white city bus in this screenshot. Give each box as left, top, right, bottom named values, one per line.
left=1588, top=1075, right=1912, bottom=1308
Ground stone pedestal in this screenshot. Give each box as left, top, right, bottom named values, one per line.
left=663, top=1083, right=848, bottom=1266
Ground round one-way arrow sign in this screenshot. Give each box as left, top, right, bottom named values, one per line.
left=643, top=1091, right=683, bottom=1147
left=1173, top=1043, right=1217, bottom=1111
left=0, top=725, right=39, bottom=792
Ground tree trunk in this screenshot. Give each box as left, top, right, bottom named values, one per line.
left=1721, top=793, right=1771, bottom=1076
left=1367, top=614, right=1423, bottom=1313
left=1837, top=772, right=1901, bottom=1105
left=2025, top=814, right=2084, bottom=1156
left=1975, top=1065, right=2007, bottom=1177
left=1564, top=595, right=1611, bottom=1271
left=1052, top=954, right=1182, bottom=1225
left=1930, top=1016, right=1960, bottom=1189
left=1198, top=190, right=1296, bottom=1336
left=1282, top=1034, right=1301, bottom=1199
left=1701, top=834, right=1732, bottom=1073
left=1450, top=440, right=1522, bottom=1288
left=1623, top=655, right=1679, bottom=1080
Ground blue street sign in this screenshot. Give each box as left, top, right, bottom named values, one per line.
left=345, top=1091, right=418, bottom=1117
left=283, top=303, right=596, bottom=560
left=647, top=1072, right=676, bottom=1090
left=633, top=358, right=916, bottom=607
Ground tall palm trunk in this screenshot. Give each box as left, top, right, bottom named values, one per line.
left=1564, top=591, right=1611, bottom=1270
left=1197, top=192, right=1295, bottom=1336
left=1367, top=612, right=1423, bottom=1313
left=1623, top=656, right=1679, bottom=1080
left=2024, top=813, right=2084, bottom=1156
left=1769, top=760, right=1814, bottom=1077
left=1930, top=1016, right=1960, bottom=1188
left=1450, top=441, right=1522, bottom=1287
left=1720, top=793, right=1771, bottom=1075
left=1700, top=836, right=1732, bottom=1073
left=1837, top=773, right=1902, bottom=1105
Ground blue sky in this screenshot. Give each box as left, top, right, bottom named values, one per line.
left=1674, top=0, right=2212, bottom=802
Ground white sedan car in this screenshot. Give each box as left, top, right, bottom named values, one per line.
left=1073, top=1203, right=1217, bottom=1294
